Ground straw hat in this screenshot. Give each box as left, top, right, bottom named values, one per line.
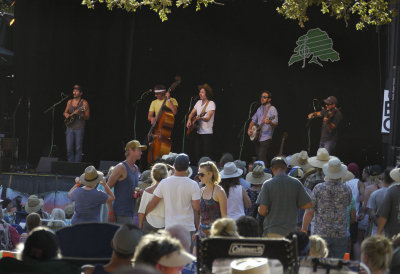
left=220, top=162, right=243, bottom=179
left=230, top=258, right=270, bottom=274
left=79, top=166, right=104, bottom=187
left=390, top=167, right=400, bottom=182
left=25, top=195, right=44, bottom=214
left=246, top=165, right=271, bottom=185
left=342, top=170, right=355, bottom=182
left=308, top=148, right=335, bottom=168
left=322, top=158, right=348, bottom=180
left=289, top=151, right=313, bottom=172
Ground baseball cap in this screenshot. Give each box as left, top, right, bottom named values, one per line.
left=174, top=153, right=190, bottom=171
left=113, top=224, right=143, bottom=255
left=125, top=140, right=147, bottom=151
left=158, top=249, right=196, bottom=267
left=323, top=96, right=338, bottom=105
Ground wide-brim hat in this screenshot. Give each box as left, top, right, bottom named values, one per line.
left=308, top=148, right=335, bottom=168
left=230, top=258, right=270, bottom=274
left=390, top=167, right=400, bottom=182
left=289, top=151, right=313, bottom=172
left=343, top=170, right=355, bottom=182
left=246, top=165, right=271, bottom=185
left=158, top=249, right=196, bottom=268
left=79, top=165, right=104, bottom=187
left=25, top=195, right=44, bottom=214
left=322, top=158, right=348, bottom=179
left=220, top=162, right=243, bottom=179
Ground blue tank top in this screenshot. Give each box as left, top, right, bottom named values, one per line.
left=113, top=162, right=138, bottom=217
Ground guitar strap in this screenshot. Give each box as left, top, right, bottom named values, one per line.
left=261, top=105, right=272, bottom=123
left=200, top=101, right=210, bottom=115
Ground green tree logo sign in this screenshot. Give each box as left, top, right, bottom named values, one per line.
left=289, top=28, right=340, bottom=68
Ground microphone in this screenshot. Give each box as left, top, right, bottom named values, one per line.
left=191, top=95, right=199, bottom=100
left=144, top=89, right=152, bottom=94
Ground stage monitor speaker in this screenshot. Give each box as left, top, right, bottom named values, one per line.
left=98, top=160, right=119, bottom=173
left=36, top=157, right=59, bottom=173
left=51, top=161, right=92, bottom=176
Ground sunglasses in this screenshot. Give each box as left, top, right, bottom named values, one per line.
left=197, top=173, right=205, bottom=177
left=261, top=96, right=269, bottom=99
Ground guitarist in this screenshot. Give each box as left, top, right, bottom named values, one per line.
left=147, top=84, right=178, bottom=125
left=186, top=83, right=216, bottom=162
left=63, top=84, right=90, bottom=162
left=247, top=90, right=278, bottom=166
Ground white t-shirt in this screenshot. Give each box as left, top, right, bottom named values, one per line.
left=227, top=185, right=245, bottom=220
left=154, top=175, right=200, bottom=231
left=194, top=100, right=216, bottom=134
left=138, top=191, right=165, bottom=228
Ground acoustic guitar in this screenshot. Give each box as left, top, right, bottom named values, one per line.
left=64, top=106, right=86, bottom=126
left=186, top=112, right=207, bottom=137
left=249, top=115, right=276, bottom=141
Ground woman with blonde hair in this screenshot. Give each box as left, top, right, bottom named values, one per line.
left=198, top=161, right=227, bottom=236
left=210, top=217, right=239, bottom=237
left=309, top=235, right=328, bottom=258
left=138, top=163, right=168, bottom=233
left=361, top=235, right=392, bottom=274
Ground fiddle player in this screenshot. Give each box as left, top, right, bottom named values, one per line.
left=308, top=96, right=342, bottom=154
left=148, top=84, right=178, bottom=125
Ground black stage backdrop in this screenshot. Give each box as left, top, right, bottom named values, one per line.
left=13, top=0, right=385, bottom=169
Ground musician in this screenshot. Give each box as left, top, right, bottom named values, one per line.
left=148, top=84, right=178, bottom=125
left=63, top=85, right=90, bottom=162
left=307, top=96, right=342, bottom=154
left=187, top=83, right=216, bottom=162
left=247, top=90, right=278, bottom=166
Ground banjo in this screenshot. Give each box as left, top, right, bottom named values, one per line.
left=249, top=115, right=276, bottom=141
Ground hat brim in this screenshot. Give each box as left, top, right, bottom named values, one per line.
left=168, top=167, right=193, bottom=178
left=390, top=168, right=400, bottom=183
left=245, top=173, right=272, bottom=185
left=322, top=163, right=348, bottom=179
left=80, top=170, right=104, bottom=187
left=25, top=199, right=44, bottom=214
left=220, top=169, right=243, bottom=179
left=290, top=154, right=313, bottom=172
left=343, top=171, right=355, bottom=182
left=308, top=156, right=335, bottom=168
left=158, top=250, right=196, bottom=267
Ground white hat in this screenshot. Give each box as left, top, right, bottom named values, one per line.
left=322, top=158, right=348, bottom=180
left=308, top=148, right=335, bottom=168
left=79, top=166, right=104, bottom=187
left=158, top=249, right=196, bottom=267
left=390, top=167, right=400, bottom=182
left=220, top=162, right=243, bottom=179
left=289, top=151, right=313, bottom=172
left=168, top=166, right=193, bottom=178
left=230, top=258, right=270, bottom=274
left=245, top=165, right=271, bottom=185
left=342, top=170, right=355, bottom=182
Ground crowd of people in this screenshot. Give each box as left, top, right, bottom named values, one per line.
left=0, top=140, right=400, bottom=273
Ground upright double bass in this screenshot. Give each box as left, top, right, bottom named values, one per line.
left=147, top=76, right=181, bottom=163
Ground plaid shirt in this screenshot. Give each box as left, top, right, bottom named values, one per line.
left=312, top=179, right=352, bottom=238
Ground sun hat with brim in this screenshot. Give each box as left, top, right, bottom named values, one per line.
left=390, top=167, right=400, bottom=182
left=343, top=170, right=355, bottom=182
left=79, top=165, right=104, bottom=187
left=158, top=249, right=196, bottom=267
left=289, top=151, right=313, bottom=172
left=322, top=158, right=348, bottom=180
left=220, top=162, right=243, bottom=179
left=230, top=257, right=270, bottom=274
left=308, top=148, right=336, bottom=168
left=25, top=195, right=44, bottom=214
left=246, top=165, right=271, bottom=185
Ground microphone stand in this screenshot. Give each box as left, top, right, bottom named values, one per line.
left=306, top=99, right=320, bottom=153
left=12, top=96, right=23, bottom=138
left=133, top=89, right=152, bottom=140
left=44, top=93, right=69, bottom=157
left=25, top=97, right=31, bottom=168
left=238, top=102, right=259, bottom=160
left=181, top=96, right=198, bottom=152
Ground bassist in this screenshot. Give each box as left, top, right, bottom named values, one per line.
left=247, top=90, right=278, bottom=166
left=187, top=83, right=216, bottom=162
left=148, top=84, right=178, bottom=125
left=63, top=84, right=90, bottom=162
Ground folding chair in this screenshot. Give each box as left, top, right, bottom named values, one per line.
left=56, top=222, right=119, bottom=266
left=196, top=236, right=299, bottom=274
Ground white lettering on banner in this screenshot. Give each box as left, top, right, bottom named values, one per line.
left=382, top=89, right=390, bottom=134
left=228, top=243, right=265, bottom=256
